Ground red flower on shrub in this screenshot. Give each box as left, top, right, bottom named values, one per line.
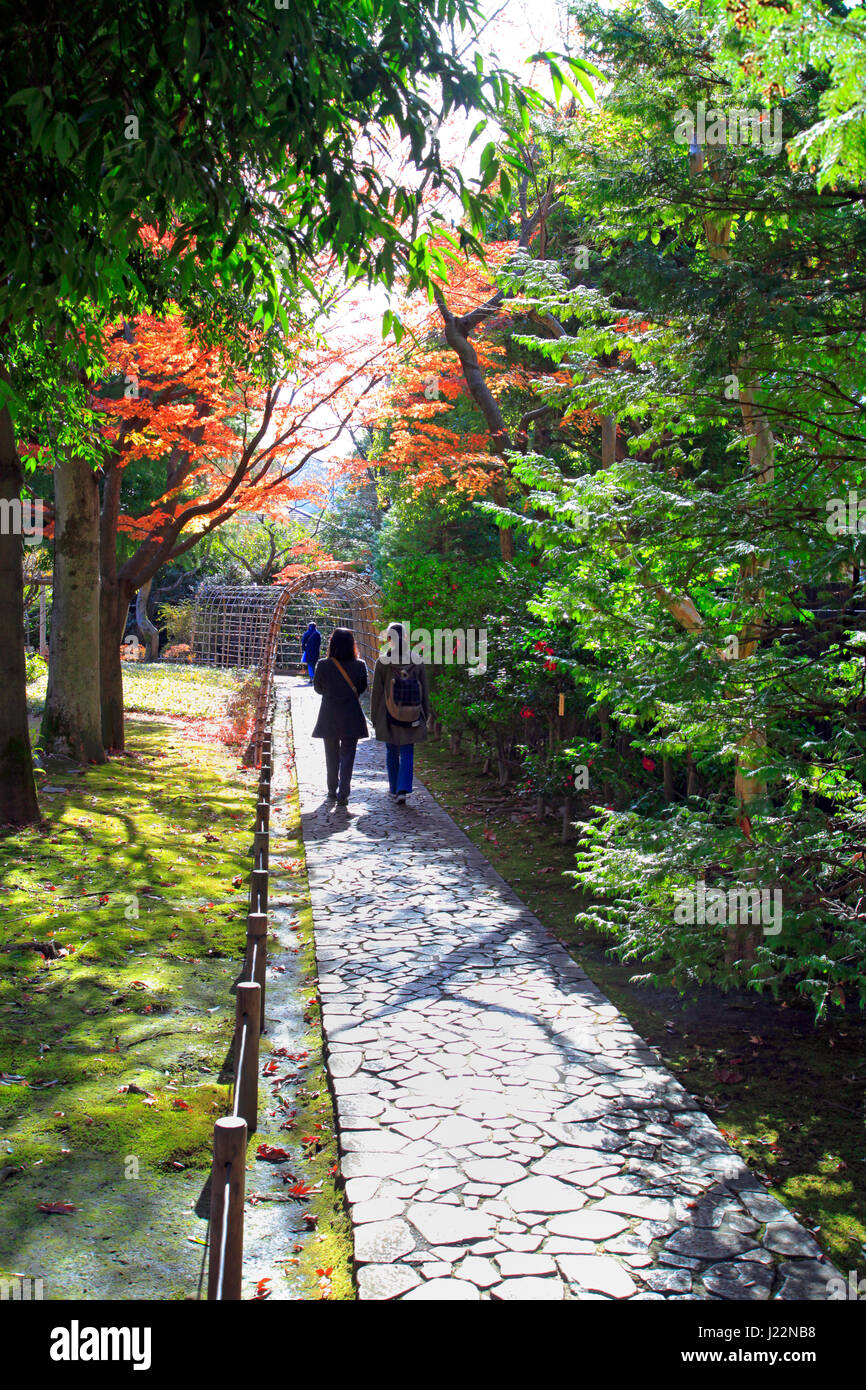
left=642, top=756, right=656, bottom=772
left=520, top=707, right=534, bottom=719
left=544, top=659, right=557, bottom=672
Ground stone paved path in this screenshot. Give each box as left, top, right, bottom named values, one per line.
left=285, top=679, right=840, bottom=1301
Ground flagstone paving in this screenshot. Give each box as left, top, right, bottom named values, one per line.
left=284, top=680, right=840, bottom=1301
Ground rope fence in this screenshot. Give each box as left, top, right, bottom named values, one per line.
left=207, top=727, right=272, bottom=1300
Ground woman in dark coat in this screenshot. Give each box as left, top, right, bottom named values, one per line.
left=312, top=627, right=368, bottom=805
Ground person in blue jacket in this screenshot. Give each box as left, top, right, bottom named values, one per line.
left=301, top=621, right=321, bottom=683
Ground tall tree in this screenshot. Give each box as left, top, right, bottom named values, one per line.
left=40, top=454, right=105, bottom=761
left=495, top=0, right=866, bottom=1002
left=96, top=304, right=389, bottom=748
left=0, top=0, right=538, bottom=821
left=0, top=400, right=39, bottom=824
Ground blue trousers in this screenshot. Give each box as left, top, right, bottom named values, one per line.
left=304, top=659, right=315, bottom=681
left=386, top=742, right=414, bottom=794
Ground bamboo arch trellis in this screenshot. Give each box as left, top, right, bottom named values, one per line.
left=191, top=570, right=383, bottom=766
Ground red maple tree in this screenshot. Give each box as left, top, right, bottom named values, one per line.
left=95, top=295, right=389, bottom=748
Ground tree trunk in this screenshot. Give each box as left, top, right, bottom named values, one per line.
left=40, top=455, right=105, bottom=763
left=100, top=581, right=127, bottom=752
left=39, top=585, right=48, bottom=656
left=693, top=155, right=775, bottom=845
left=598, top=702, right=610, bottom=746
left=99, top=461, right=126, bottom=751
left=496, top=738, right=511, bottom=787
left=686, top=750, right=700, bottom=799
left=0, top=405, right=40, bottom=826
left=687, top=140, right=773, bottom=970
left=136, top=577, right=159, bottom=660
left=600, top=414, right=617, bottom=469
left=663, top=756, right=675, bottom=804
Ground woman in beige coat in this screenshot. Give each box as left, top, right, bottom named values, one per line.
left=370, top=622, right=430, bottom=804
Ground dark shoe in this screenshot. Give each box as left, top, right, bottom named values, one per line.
left=326, top=791, right=337, bottom=802
left=336, top=795, right=349, bottom=806
left=396, top=792, right=406, bottom=805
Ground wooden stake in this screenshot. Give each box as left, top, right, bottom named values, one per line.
left=207, top=1116, right=247, bottom=1300
left=233, top=982, right=260, bottom=1131
left=249, top=867, right=268, bottom=916
left=252, top=830, right=269, bottom=873
left=245, top=913, right=267, bottom=1031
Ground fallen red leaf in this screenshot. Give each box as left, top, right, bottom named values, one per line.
left=256, top=1144, right=291, bottom=1162
left=286, top=1181, right=314, bottom=1197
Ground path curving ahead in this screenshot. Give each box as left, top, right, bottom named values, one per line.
left=285, top=679, right=839, bottom=1301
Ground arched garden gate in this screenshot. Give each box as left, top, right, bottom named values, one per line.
left=191, top=569, right=383, bottom=765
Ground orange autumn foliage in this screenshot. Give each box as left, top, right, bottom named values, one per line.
left=348, top=238, right=593, bottom=500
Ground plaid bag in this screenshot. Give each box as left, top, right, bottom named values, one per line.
left=385, top=666, right=423, bottom=726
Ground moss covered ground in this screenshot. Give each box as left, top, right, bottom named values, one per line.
left=0, top=667, right=259, bottom=1296
left=242, top=686, right=355, bottom=1301
left=0, top=666, right=353, bottom=1300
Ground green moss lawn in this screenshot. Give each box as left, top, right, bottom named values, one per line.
left=0, top=666, right=257, bottom=1295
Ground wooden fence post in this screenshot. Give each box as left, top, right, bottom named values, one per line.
left=207, top=1116, right=247, bottom=1300
left=245, top=913, right=267, bottom=1032
left=250, top=867, right=268, bottom=916
left=234, top=981, right=260, bottom=1131
left=253, top=830, right=269, bottom=873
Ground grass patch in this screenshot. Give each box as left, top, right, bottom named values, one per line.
left=274, top=711, right=355, bottom=1301
left=417, top=736, right=866, bottom=1283
left=1, top=667, right=259, bottom=1285
left=24, top=662, right=247, bottom=726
